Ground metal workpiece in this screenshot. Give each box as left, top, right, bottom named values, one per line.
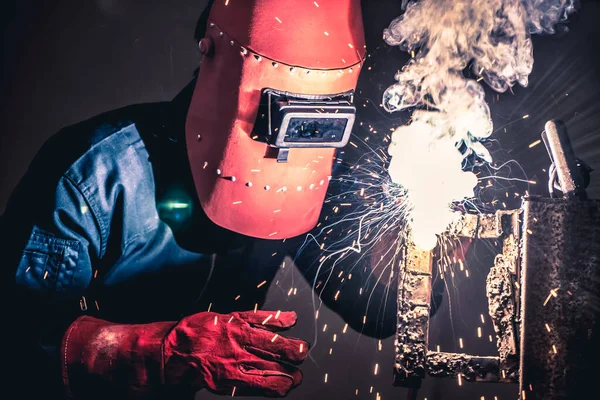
left=395, top=243, right=434, bottom=388
left=486, top=262, right=519, bottom=371
left=477, top=212, right=503, bottom=239
left=498, top=210, right=521, bottom=276
left=395, top=199, right=599, bottom=397
left=444, top=207, right=523, bottom=371
left=425, top=351, right=517, bottom=383
left=519, top=197, right=600, bottom=400
left=486, top=208, right=521, bottom=376
left=444, top=212, right=480, bottom=238
left=542, top=120, right=587, bottom=200
left=395, top=210, right=523, bottom=390
left=445, top=210, right=521, bottom=240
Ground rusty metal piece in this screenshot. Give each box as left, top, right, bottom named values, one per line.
left=477, top=212, right=503, bottom=239
left=394, top=242, right=434, bottom=389
left=425, top=351, right=517, bottom=383
left=445, top=212, right=479, bottom=238
left=520, top=197, right=600, bottom=400
left=497, top=210, right=521, bottom=276
left=445, top=211, right=510, bottom=239
left=486, top=262, right=519, bottom=369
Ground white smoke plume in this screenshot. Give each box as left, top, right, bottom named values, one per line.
left=384, top=0, right=578, bottom=249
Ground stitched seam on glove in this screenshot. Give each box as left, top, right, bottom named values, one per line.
left=158, top=320, right=179, bottom=398
left=62, top=315, right=87, bottom=399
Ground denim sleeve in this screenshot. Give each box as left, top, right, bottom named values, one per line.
left=14, top=175, right=97, bottom=295
left=1, top=132, right=102, bottom=398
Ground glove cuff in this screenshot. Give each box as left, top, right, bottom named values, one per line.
left=61, top=315, right=176, bottom=399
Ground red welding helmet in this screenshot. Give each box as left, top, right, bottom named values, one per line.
left=186, top=0, right=365, bottom=239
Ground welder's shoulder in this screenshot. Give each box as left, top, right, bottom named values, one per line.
left=36, top=103, right=165, bottom=188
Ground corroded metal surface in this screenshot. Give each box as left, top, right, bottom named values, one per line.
left=486, top=210, right=521, bottom=378
left=395, top=244, right=433, bottom=388
left=477, top=212, right=502, bottom=239
left=445, top=210, right=519, bottom=239
left=425, top=351, right=516, bottom=383
left=445, top=212, right=480, bottom=238
left=486, top=263, right=519, bottom=370
left=520, top=197, right=600, bottom=400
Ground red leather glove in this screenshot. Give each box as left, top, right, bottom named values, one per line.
left=62, top=310, right=308, bottom=399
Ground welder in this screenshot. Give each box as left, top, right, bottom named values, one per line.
left=0, top=1, right=408, bottom=399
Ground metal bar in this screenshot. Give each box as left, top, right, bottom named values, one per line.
left=425, top=351, right=517, bottom=383
left=444, top=211, right=513, bottom=240
left=444, top=212, right=480, bottom=238
left=519, top=197, right=600, bottom=399
left=394, top=242, right=434, bottom=389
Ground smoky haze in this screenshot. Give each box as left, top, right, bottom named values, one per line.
left=384, top=0, right=579, bottom=247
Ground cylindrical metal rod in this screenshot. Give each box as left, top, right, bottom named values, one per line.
left=541, top=120, right=587, bottom=199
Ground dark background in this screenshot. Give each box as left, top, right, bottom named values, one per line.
left=2, top=1, right=599, bottom=399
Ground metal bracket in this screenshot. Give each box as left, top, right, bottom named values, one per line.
left=394, top=210, right=522, bottom=389
left=276, top=148, right=289, bottom=163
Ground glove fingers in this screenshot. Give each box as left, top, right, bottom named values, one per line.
left=244, top=326, right=309, bottom=365
left=236, top=310, right=297, bottom=331
left=241, top=359, right=303, bottom=386
left=235, top=359, right=303, bottom=396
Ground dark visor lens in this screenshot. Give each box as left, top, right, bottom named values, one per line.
left=284, top=117, right=348, bottom=143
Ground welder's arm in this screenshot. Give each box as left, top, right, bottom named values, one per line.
left=2, top=133, right=308, bottom=399
left=1, top=142, right=102, bottom=398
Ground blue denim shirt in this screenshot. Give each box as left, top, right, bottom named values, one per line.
left=1, top=83, right=398, bottom=397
